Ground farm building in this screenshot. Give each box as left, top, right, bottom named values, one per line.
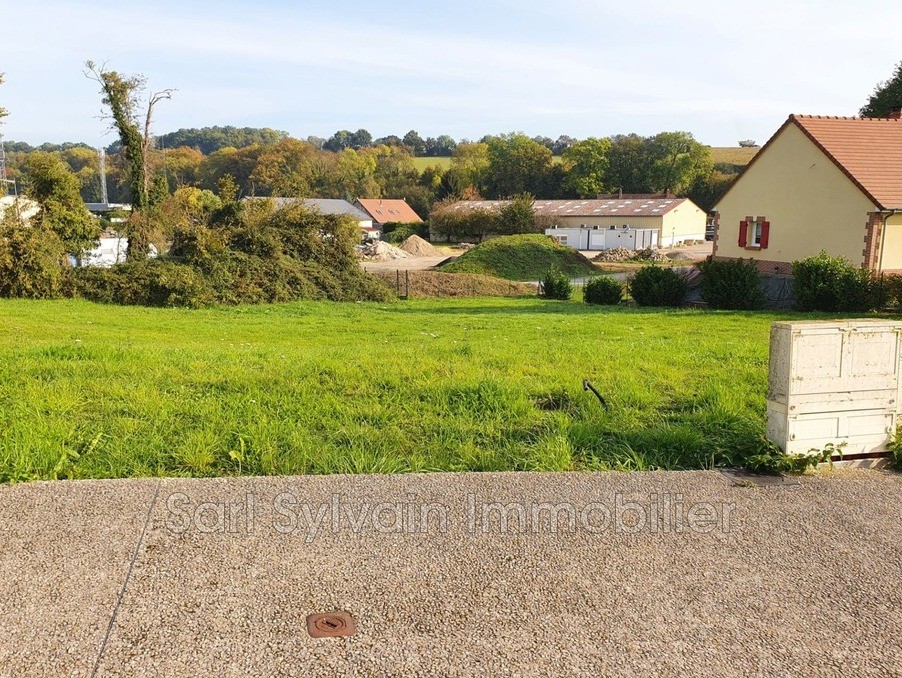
left=713, top=111, right=902, bottom=274
left=435, top=197, right=706, bottom=247
left=71, top=230, right=160, bottom=268
left=544, top=225, right=658, bottom=250
left=0, top=195, right=40, bottom=222
left=246, top=197, right=378, bottom=240
left=85, top=202, right=131, bottom=220
left=354, top=198, right=423, bottom=229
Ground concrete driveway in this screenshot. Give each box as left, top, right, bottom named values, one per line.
left=1, top=469, right=900, bottom=676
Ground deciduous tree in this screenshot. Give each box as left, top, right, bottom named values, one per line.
left=350, top=129, right=372, bottom=149
left=646, top=131, right=712, bottom=195
left=402, top=130, right=426, bottom=156
left=23, top=151, right=100, bottom=255
left=484, top=133, right=553, bottom=198
left=562, top=137, right=612, bottom=197
left=85, top=61, right=173, bottom=259
left=606, top=134, right=654, bottom=194
left=445, top=142, right=490, bottom=198
left=323, top=130, right=353, bottom=152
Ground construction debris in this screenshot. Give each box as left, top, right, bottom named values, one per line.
left=359, top=241, right=413, bottom=261
left=592, top=247, right=669, bottom=263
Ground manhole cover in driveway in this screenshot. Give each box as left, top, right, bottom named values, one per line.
left=719, top=469, right=801, bottom=487
left=307, top=611, right=356, bottom=638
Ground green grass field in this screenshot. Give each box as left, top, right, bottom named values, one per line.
left=412, top=156, right=452, bottom=171
left=0, top=297, right=799, bottom=482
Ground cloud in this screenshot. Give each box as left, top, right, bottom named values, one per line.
left=2, top=0, right=901, bottom=145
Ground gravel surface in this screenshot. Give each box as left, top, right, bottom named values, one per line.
left=1, top=469, right=900, bottom=676
left=360, top=255, right=453, bottom=273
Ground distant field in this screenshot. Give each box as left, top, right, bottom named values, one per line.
left=412, top=156, right=452, bottom=171
left=412, top=156, right=565, bottom=171
left=0, top=297, right=795, bottom=482
left=710, top=146, right=759, bottom=167
left=414, top=150, right=754, bottom=173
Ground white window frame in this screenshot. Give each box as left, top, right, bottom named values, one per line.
left=751, top=220, right=763, bottom=247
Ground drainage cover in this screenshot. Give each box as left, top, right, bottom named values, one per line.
left=306, top=611, right=356, bottom=638
left=719, top=469, right=800, bottom=487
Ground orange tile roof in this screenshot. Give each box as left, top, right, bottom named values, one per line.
left=791, top=115, right=902, bottom=209
left=355, top=199, right=423, bottom=224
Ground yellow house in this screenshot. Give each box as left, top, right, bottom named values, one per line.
left=713, top=112, right=902, bottom=274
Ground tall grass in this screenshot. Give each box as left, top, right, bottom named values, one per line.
left=0, top=298, right=796, bottom=482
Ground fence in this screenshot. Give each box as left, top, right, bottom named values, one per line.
left=390, top=270, right=410, bottom=299
left=380, top=270, right=537, bottom=299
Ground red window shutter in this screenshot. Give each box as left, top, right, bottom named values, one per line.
left=759, top=220, right=770, bottom=249
left=738, top=220, right=748, bottom=247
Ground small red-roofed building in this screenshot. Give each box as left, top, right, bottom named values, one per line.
left=354, top=198, right=424, bottom=230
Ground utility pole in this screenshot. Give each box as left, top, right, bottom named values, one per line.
left=0, top=133, right=8, bottom=197
left=98, top=147, right=109, bottom=205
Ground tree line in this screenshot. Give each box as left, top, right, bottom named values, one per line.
left=3, top=126, right=727, bottom=211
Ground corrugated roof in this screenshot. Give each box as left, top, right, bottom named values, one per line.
left=447, top=198, right=689, bottom=217
left=355, top=198, right=423, bottom=224
left=263, top=197, right=372, bottom=221
left=790, top=115, right=902, bottom=209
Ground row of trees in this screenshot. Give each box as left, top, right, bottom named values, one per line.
left=315, top=129, right=577, bottom=157
left=2, top=127, right=723, bottom=213
left=439, top=130, right=717, bottom=201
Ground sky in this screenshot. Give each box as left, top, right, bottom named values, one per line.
left=2, top=0, right=900, bottom=148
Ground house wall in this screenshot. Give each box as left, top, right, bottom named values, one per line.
left=659, top=202, right=708, bottom=246
left=714, top=123, right=877, bottom=270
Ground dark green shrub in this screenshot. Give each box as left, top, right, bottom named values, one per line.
left=629, top=266, right=687, bottom=307
left=0, top=226, right=67, bottom=299
left=871, top=274, right=902, bottom=310
left=4, top=195, right=395, bottom=308
left=583, top=276, right=623, bottom=305
left=73, top=260, right=215, bottom=308
left=382, top=225, right=420, bottom=244
left=381, top=221, right=428, bottom=238
left=792, top=251, right=874, bottom=312
left=542, top=268, right=572, bottom=300
left=697, top=257, right=765, bottom=309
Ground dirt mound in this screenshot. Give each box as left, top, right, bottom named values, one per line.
left=399, top=235, right=441, bottom=257
left=666, top=250, right=694, bottom=261
left=370, top=271, right=535, bottom=298
left=360, top=241, right=413, bottom=261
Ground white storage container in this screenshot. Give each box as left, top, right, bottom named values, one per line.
left=766, top=320, right=902, bottom=456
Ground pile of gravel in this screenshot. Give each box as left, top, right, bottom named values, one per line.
left=399, top=235, right=441, bottom=258
left=359, top=241, right=412, bottom=261
left=593, top=247, right=669, bottom=263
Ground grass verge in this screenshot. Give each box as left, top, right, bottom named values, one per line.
left=0, top=297, right=805, bottom=482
